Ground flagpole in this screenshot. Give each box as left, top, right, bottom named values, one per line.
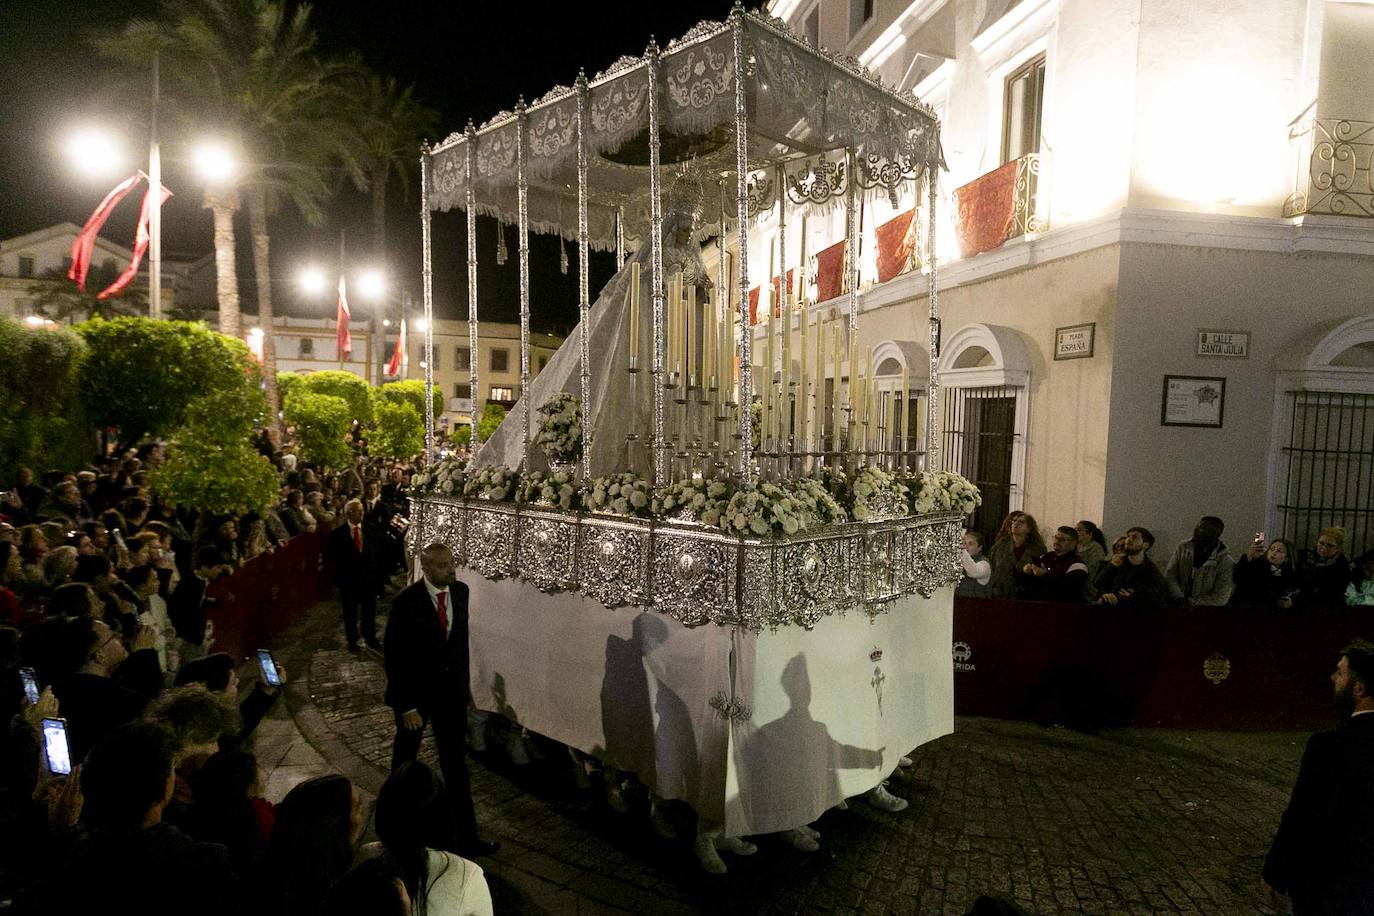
left=148, top=50, right=162, bottom=320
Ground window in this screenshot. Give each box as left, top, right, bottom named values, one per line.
left=17, top=255, right=34, bottom=278
left=298, top=338, right=314, bottom=357
left=849, top=0, right=874, bottom=38
left=1002, top=55, right=1046, bottom=164
left=490, top=385, right=514, bottom=401
left=454, top=383, right=472, bottom=399
left=455, top=346, right=471, bottom=370
left=804, top=5, right=820, bottom=47
left=491, top=348, right=509, bottom=372
left=538, top=356, right=548, bottom=373
left=430, top=349, right=441, bottom=370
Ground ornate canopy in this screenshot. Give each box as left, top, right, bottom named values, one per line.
left=423, top=9, right=943, bottom=248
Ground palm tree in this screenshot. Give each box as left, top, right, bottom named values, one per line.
left=28, top=264, right=145, bottom=323
left=347, top=74, right=440, bottom=263
left=102, top=0, right=364, bottom=424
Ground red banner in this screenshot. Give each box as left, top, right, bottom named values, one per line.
left=954, top=160, right=1018, bottom=258
left=336, top=275, right=352, bottom=359
left=69, top=173, right=142, bottom=291
left=875, top=209, right=916, bottom=284
left=97, top=181, right=172, bottom=300
left=814, top=239, right=846, bottom=304
left=748, top=286, right=761, bottom=325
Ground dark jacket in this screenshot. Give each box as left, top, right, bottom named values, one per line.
left=1265, top=713, right=1374, bottom=913
left=1300, top=552, right=1352, bottom=608
left=52, top=649, right=163, bottom=762
left=1230, top=555, right=1301, bottom=608
left=1023, top=550, right=1089, bottom=603
left=327, top=520, right=377, bottom=595
left=1093, top=558, right=1170, bottom=610
left=168, top=572, right=215, bottom=646
left=28, top=822, right=243, bottom=916
left=383, top=578, right=470, bottom=716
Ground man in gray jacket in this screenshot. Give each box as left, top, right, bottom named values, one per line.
left=1164, top=516, right=1235, bottom=606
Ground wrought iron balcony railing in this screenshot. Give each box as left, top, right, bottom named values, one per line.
left=953, top=153, right=1047, bottom=258
left=1284, top=118, right=1374, bottom=219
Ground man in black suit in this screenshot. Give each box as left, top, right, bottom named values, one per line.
left=383, top=541, right=497, bottom=857
left=327, top=499, right=379, bottom=652
left=1264, top=639, right=1374, bottom=913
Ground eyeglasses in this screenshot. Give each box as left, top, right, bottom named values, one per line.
left=91, top=631, right=121, bottom=658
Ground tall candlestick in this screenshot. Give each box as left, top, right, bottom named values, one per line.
left=704, top=288, right=715, bottom=389
left=783, top=290, right=793, bottom=391
left=628, top=262, right=641, bottom=366
left=669, top=277, right=681, bottom=378
left=813, top=313, right=823, bottom=460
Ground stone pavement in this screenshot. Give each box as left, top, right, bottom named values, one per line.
left=248, top=594, right=1311, bottom=915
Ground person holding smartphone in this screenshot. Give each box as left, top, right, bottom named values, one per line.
left=1231, top=533, right=1302, bottom=609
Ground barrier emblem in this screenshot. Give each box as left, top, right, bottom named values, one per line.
left=1203, top=652, right=1231, bottom=685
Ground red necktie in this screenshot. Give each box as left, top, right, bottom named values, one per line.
left=353, top=525, right=362, bottom=552
left=436, top=590, right=448, bottom=635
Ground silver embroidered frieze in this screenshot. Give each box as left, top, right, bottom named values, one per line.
left=516, top=511, right=578, bottom=592
left=465, top=504, right=516, bottom=579
left=578, top=520, right=650, bottom=608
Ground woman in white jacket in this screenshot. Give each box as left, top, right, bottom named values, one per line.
left=956, top=529, right=992, bottom=597
left=373, top=762, right=493, bottom=916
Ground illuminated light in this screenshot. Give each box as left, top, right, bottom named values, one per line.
left=357, top=269, right=386, bottom=300
left=414, top=318, right=429, bottom=333
left=65, top=127, right=124, bottom=179
left=248, top=327, right=264, bottom=337
left=383, top=319, right=391, bottom=328
left=23, top=315, right=51, bottom=328
left=298, top=267, right=327, bottom=295
left=193, top=142, right=236, bottom=183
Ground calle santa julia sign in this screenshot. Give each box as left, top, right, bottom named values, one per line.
left=1196, top=329, right=1250, bottom=358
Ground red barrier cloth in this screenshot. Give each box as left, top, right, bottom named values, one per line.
left=206, top=528, right=333, bottom=663
left=875, top=209, right=916, bottom=284
left=770, top=269, right=794, bottom=315
left=814, top=240, right=846, bottom=304
left=748, top=287, right=761, bottom=325
left=953, top=597, right=1363, bottom=731
left=954, top=160, right=1017, bottom=258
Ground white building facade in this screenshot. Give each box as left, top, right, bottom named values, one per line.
left=756, top=0, right=1374, bottom=559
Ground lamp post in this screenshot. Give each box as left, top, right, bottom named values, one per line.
left=298, top=264, right=392, bottom=384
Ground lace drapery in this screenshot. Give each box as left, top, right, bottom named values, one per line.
left=423, top=10, right=942, bottom=250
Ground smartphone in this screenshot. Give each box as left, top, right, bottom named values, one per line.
left=256, top=649, right=282, bottom=687
left=42, top=717, right=72, bottom=776
left=1253, top=531, right=1266, bottom=546
left=19, top=667, right=39, bottom=706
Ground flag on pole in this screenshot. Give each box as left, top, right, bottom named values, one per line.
left=386, top=317, right=408, bottom=378
left=97, top=180, right=172, bottom=301
left=335, top=275, right=352, bottom=359
left=69, top=173, right=143, bottom=291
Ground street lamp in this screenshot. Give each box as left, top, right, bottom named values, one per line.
left=192, top=142, right=236, bottom=184
left=357, top=268, right=386, bottom=301
left=298, top=266, right=329, bottom=296
left=64, top=127, right=125, bottom=179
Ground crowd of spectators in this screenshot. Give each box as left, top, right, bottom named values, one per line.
left=959, top=511, right=1374, bottom=610
left=0, top=428, right=487, bottom=914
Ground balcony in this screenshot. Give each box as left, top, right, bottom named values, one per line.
left=953, top=153, right=1047, bottom=258
left=1284, top=118, right=1374, bottom=219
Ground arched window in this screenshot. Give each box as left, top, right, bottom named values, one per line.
left=1270, top=315, right=1374, bottom=556
left=935, top=324, right=1032, bottom=538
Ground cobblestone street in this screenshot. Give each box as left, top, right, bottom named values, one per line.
left=251, top=596, right=1309, bottom=914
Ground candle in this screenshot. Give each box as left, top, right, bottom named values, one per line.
left=628, top=262, right=641, bottom=366
left=669, top=277, right=681, bottom=378
left=798, top=312, right=809, bottom=462
left=813, top=313, right=823, bottom=456
left=831, top=323, right=841, bottom=451
left=704, top=288, right=715, bottom=389
left=900, top=363, right=910, bottom=458
left=685, top=282, right=695, bottom=387
left=783, top=286, right=793, bottom=387
left=764, top=304, right=775, bottom=440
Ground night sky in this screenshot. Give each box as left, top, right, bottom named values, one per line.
left=0, top=0, right=737, bottom=332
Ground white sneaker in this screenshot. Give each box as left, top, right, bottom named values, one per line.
left=693, top=832, right=728, bottom=874
left=866, top=783, right=909, bottom=812
left=714, top=835, right=757, bottom=856
left=898, top=755, right=913, bottom=768
left=779, top=828, right=819, bottom=852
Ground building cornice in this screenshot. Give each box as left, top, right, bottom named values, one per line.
left=806, top=208, right=1374, bottom=313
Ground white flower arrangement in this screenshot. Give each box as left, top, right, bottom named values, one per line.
left=585, top=472, right=652, bottom=518
left=719, top=479, right=846, bottom=537
left=409, top=455, right=470, bottom=498
left=652, top=475, right=736, bottom=528
left=516, top=469, right=582, bottom=511
left=904, top=470, right=981, bottom=516
left=463, top=465, right=518, bottom=502
left=847, top=466, right=910, bottom=522
left=534, top=392, right=583, bottom=464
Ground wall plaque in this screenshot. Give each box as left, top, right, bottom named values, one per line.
left=1196, top=329, right=1249, bottom=358
left=1054, top=322, right=1095, bottom=360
